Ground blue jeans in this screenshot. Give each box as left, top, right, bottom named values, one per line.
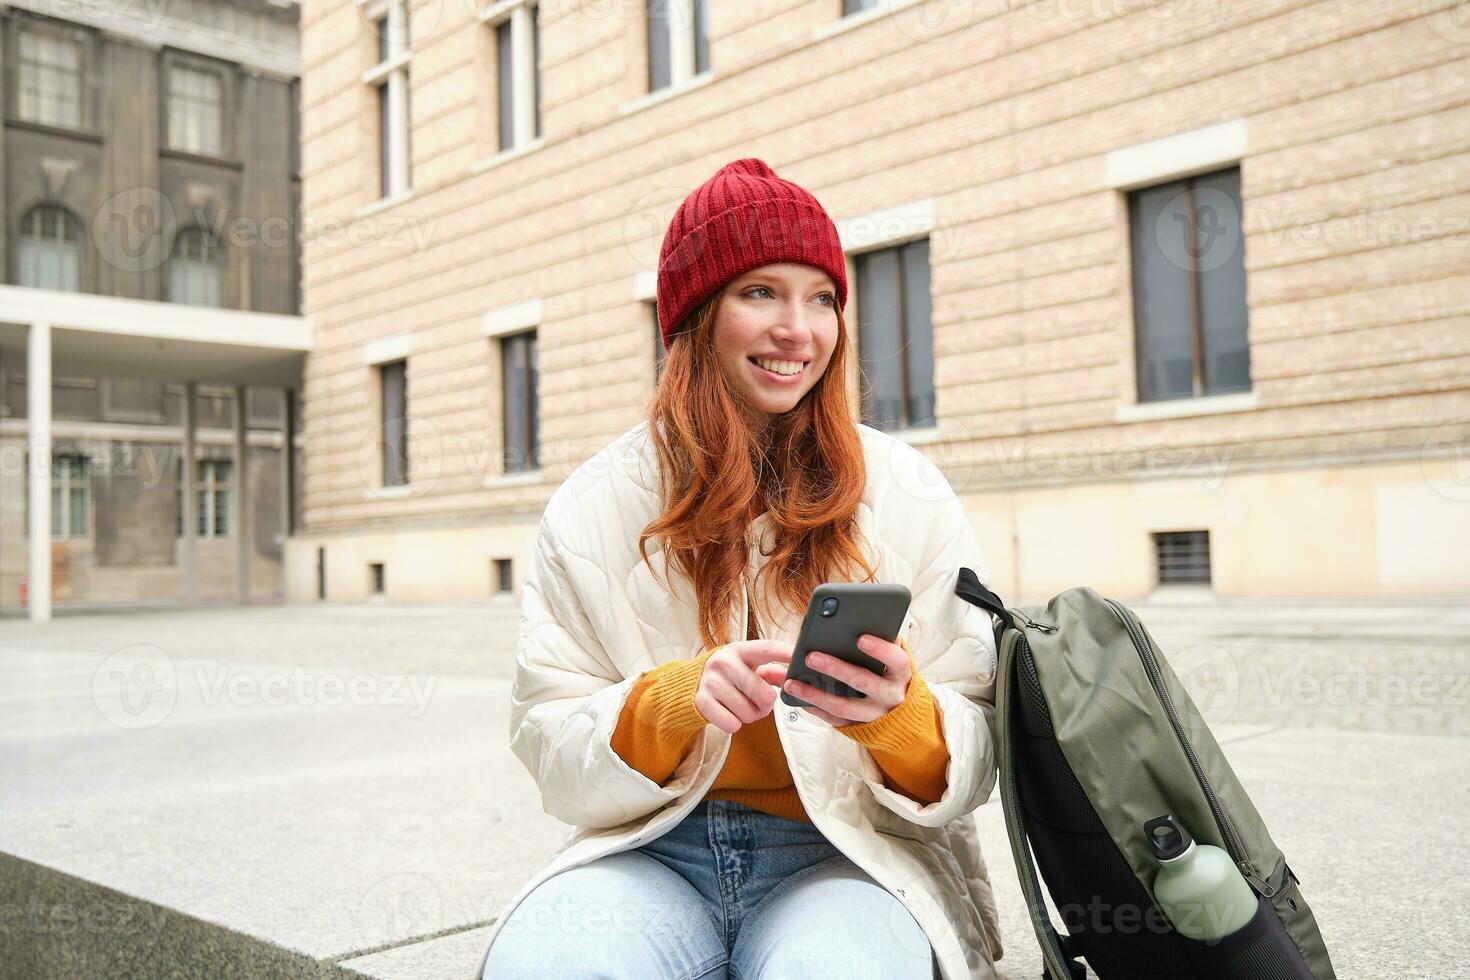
left=483, top=799, right=937, bottom=979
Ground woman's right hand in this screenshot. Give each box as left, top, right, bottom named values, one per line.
left=694, top=639, right=794, bottom=734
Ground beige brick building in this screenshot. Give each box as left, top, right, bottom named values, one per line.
left=290, top=0, right=1470, bottom=604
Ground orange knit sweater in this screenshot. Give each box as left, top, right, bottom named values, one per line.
left=611, top=607, right=950, bottom=823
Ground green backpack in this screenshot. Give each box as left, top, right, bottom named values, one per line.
left=955, top=568, right=1336, bottom=980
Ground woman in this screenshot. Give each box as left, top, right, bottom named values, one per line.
left=477, top=158, right=1004, bottom=979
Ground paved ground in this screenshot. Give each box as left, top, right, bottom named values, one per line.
left=0, top=594, right=1465, bottom=978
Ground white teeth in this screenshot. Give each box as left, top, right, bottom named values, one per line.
left=755, top=358, right=803, bottom=376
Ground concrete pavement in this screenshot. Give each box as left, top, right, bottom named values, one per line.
left=1, top=595, right=1465, bottom=978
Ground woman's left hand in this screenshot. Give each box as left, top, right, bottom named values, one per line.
left=756, top=634, right=910, bottom=727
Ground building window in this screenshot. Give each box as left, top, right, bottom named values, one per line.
left=102, top=378, right=167, bottom=423
left=488, top=1, right=542, bottom=153
left=1153, top=530, right=1212, bottom=585
left=168, top=226, right=224, bottom=307
left=856, top=237, right=935, bottom=433
left=18, top=205, right=82, bottom=291
left=646, top=0, right=709, bottom=93
left=167, top=64, right=224, bottom=156
left=494, top=557, right=513, bottom=593
left=369, top=562, right=386, bottom=595
left=50, top=454, right=90, bottom=539
left=18, top=28, right=81, bottom=129
left=1129, top=166, right=1250, bottom=403
left=379, top=359, right=409, bottom=486
left=501, top=331, right=539, bottom=473
left=176, top=458, right=231, bottom=538
left=368, top=0, right=412, bottom=199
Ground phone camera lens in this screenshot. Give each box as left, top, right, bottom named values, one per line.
left=820, top=597, right=839, bottom=617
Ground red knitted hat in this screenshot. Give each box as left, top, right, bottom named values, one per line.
left=656, top=158, right=847, bottom=350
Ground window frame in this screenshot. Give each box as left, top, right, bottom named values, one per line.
left=167, top=225, right=226, bottom=308
left=1126, top=166, right=1251, bottom=405
left=175, top=457, right=232, bottom=539
left=15, top=24, right=84, bottom=130
left=40, top=452, right=91, bottom=541
left=165, top=61, right=226, bottom=158
left=17, top=203, right=83, bottom=292
left=853, top=236, right=936, bottom=436
left=378, top=358, right=410, bottom=488
left=363, top=0, right=413, bottom=201
left=481, top=0, right=542, bottom=154
left=499, top=329, right=539, bottom=475
left=646, top=0, right=710, bottom=95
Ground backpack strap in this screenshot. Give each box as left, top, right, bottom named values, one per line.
left=995, top=628, right=1086, bottom=980
left=956, top=567, right=1057, bottom=639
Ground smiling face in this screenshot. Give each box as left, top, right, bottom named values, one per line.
left=711, top=262, right=840, bottom=421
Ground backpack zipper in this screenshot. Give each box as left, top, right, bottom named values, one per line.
left=1103, top=598, right=1269, bottom=895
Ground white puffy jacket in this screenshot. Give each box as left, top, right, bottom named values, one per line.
left=475, top=420, right=1005, bottom=979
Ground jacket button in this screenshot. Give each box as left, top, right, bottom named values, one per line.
left=787, top=711, right=798, bottom=722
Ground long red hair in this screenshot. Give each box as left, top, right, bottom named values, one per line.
left=639, top=286, right=878, bottom=651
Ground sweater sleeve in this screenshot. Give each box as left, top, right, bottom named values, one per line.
left=835, top=636, right=950, bottom=804
left=610, top=649, right=716, bottom=786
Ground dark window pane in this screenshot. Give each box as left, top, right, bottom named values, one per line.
left=1154, top=530, right=1212, bottom=585
left=380, top=360, right=408, bottom=486
left=1192, top=167, right=1251, bottom=395
left=899, top=238, right=935, bottom=428
left=527, top=334, right=539, bottom=470
left=856, top=248, right=903, bottom=432
left=694, top=0, right=709, bottom=75
left=532, top=5, right=542, bottom=138
left=1129, top=179, right=1195, bottom=401
left=497, top=19, right=514, bottom=151
left=403, top=70, right=412, bottom=188
left=646, top=0, right=670, bottom=91
left=377, top=84, right=390, bottom=197
left=844, top=0, right=880, bottom=14
left=502, top=335, right=529, bottom=472
left=376, top=16, right=388, bottom=63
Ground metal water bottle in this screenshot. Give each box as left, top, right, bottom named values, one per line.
left=1144, top=814, right=1259, bottom=941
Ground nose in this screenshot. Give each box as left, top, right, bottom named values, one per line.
left=768, top=296, right=821, bottom=347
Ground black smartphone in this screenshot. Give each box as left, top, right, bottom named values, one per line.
left=780, top=582, right=912, bottom=708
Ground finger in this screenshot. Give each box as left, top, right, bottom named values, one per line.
left=716, top=681, right=769, bottom=725
left=856, top=634, right=909, bottom=679
left=694, top=690, right=742, bottom=734
left=804, top=651, right=889, bottom=699
left=783, top=677, right=885, bottom=724
left=735, top=640, right=793, bottom=667
left=720, top=658, right=787, bottom=714
left=754, top=663, right=786, bottom=685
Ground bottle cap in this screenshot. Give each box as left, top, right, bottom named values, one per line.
left=1144, top=814, right=1194, bottom=861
